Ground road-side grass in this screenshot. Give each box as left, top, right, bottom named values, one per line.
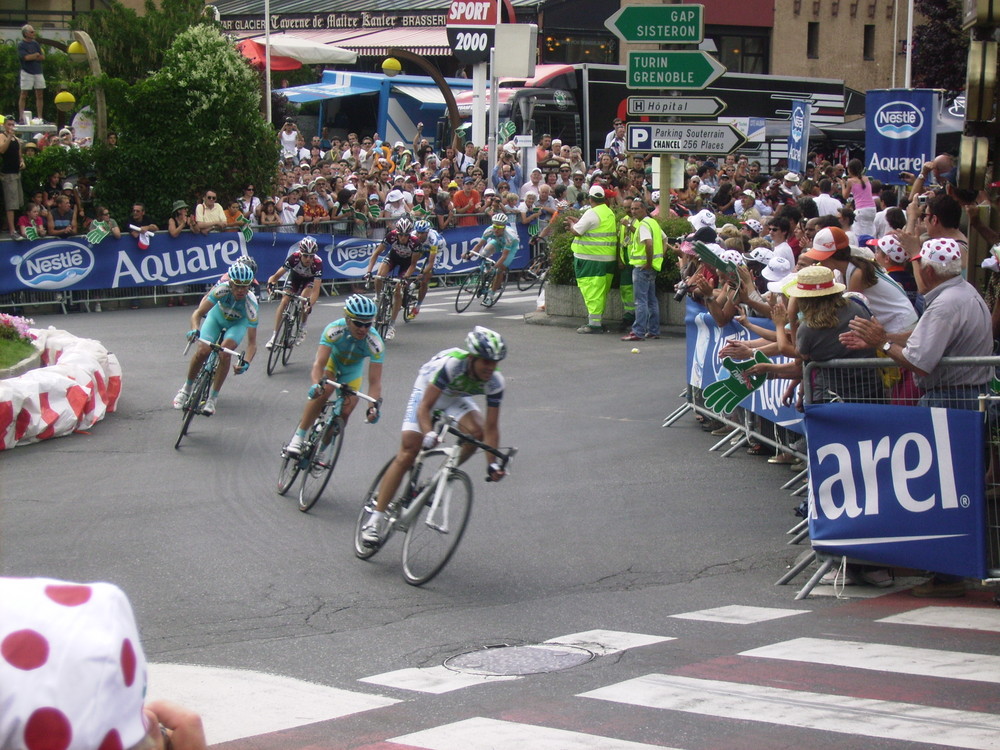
left=0, top=338, right=37, bottom=370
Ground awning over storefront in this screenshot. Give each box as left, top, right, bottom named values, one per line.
left=391, top=84, right=449, bottom=106
left=246, top=26, right=449, bottom=59
left=276, top=73, right=381, bottom=103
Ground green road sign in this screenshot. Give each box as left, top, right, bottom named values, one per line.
left=627, top=50, right=726, bottom=90
left=605, top=4, right=704, bottom=44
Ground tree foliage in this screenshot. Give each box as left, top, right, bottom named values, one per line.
left=72, top=0, right=217, bottom=85
left=94, top=25, right=277, bottom=223
left=912, top=0, right=968, bottom=93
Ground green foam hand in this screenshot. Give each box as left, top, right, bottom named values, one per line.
left=702, top=350, right=771, bottom=415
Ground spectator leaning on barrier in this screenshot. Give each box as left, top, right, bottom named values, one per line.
left=566, top=184, right=618, bottom=334
left=195, top=190, right=226, bottom=234
left=129, top=202, right=158, bottom=241
left=47, top=194, right=77, bottom=238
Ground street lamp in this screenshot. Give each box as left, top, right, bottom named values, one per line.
left=66, top=31, right=107, bottom=144
left=54, top=91, right=76, bottom=112
left=381, top=49, right=463, bottom=151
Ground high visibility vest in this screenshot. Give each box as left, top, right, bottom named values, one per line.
left=571, top=203, right=617, bottom=261
left=628, top=216, right=664, bottom=271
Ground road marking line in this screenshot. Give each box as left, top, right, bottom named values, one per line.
left=359, top=665, right=519, bottom=694
left=878, top=606, right=1000, bottom=633
left=581, top=674, right=1000, bottom=749
left=148, top=663, right=398, bottom=744
left=388, top=716, right=676, bottom=749
left=545, top=629, right=674, bottom=655
left=670, top=605, right=807, bottom=624
left=741, top=637, right=1000, bottom=684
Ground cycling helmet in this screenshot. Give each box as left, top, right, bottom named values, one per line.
left=345, top=294, right=377, bottom=321
left=228, top=262, right=254, bottom=286
left=395, top=217, right=413, bottom=235
left=298, top=236, right=318, bottom=255
left=236, top=255, right=257, bottom=274
left=465, top=326, right=507, bottom=361
left=491, top=212, right=508, bottom=226
left=413, top=219, right=431, bottom=233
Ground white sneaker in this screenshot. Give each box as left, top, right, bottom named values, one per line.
left=286, top=434, right=305, bottom=455
left=172, top=387, right=190, bottom=409
left=202, top=397, right=217, bottom=416
left=265, top=334, right=275, bottom=350
left=385, top=325, right=396, bottom=341
left=295, top=328, right=307, bottom=345
left=361, top=513, right=386, bottom=545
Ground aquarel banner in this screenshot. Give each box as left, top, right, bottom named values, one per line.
left=806, top=402, right=987, bottom=579
left=787, top=100, right=811, bottom=175
left=0, top=225, right=530, bottom=295
left=864, top=88, right=937, bottom=186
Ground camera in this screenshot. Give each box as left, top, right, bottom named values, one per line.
left=673, top=280, right=691, bottom=302
left=918, top=194, right=927, bottom=206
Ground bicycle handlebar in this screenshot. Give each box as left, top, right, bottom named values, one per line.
left=466, top=250, right=497, bottom=266
left=270, top=289, right=310, bottom=304
left=318, top=377, right=380, bottom=405
left=434, top=412, right=517, bottom=471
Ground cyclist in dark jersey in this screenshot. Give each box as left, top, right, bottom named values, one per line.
left=265, top=235, right=323, bottom=349
left=362, top=216, right=425, bottom=341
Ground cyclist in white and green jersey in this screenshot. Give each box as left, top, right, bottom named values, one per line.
left=360, top=326, right=507, bottom=546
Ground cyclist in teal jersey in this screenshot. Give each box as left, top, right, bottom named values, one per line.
left=361, top=326, right=506, bottom=546
left=409, top=219, right=447, bottom=318
left=465, top=212, right=519, bottom=297
left=172, top=262, right=258, bottom=416
left=285, top=294, right=384, bottom=455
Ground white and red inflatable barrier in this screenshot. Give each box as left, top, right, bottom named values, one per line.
left=0, top=328, right=122, bottom=449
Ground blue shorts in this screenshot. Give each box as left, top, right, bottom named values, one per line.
left=202, top=305, right=253, bottom=347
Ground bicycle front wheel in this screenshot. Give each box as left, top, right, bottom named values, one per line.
left=298, top=417, right=344, bottom=512
left=266, top=316, right=288, bottom=376
left=281, top=310, right=299, bottom=366
left=276, top=445, right=302, bottom=495
left=401, top=469, right=472, bottom=585
left=455, top=273, right=481, bottom=312
left=174, top=366, right=212, bottom=449
left=375, top=289, right=393, bottom=339
left=402, top=283, right=417, bottom=323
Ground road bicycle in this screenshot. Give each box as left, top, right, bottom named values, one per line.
left=277, top=378, right=379, bottom=512
left=455, top=251, right=508, bottom=313
left=369, top=275, right=410, bottom=339
left=353, top=413, right=517, bottom=586
left=517, top=236, right=550, bottom=292
left=175, top=333, right=245, bottom=450
left=266, top=289, right=310, bottom=376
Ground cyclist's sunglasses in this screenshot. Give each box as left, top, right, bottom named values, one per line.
left=492, top=224, right=506, bottom=229
left=348, top=318, right=373, bottom=328
left=229, top=280, right=252, bottom=288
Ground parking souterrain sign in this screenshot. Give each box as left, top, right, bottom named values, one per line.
left=627, top=122, right=748, bottom=154
left=446, top=0, right=497, bottom=64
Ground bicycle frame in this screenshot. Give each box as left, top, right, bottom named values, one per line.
left=292, top=377, right=379, bottom=470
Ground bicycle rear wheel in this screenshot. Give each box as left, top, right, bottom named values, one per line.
left=401, top=469, right=472, bottom=585
left=281, top=309, right=299, bottom=366
left=298, top=417, right=344, bottom=512
left=517, top=254, right=546, bottom=291
left=484, top=270, right=507, bottom=307
left=266, top=316, right=288, bottom=376
left=174, top=365, right=212, bottom=449
left=354, top=456, right=397, bottom=559
left=455, top=272, right=481, bottom=312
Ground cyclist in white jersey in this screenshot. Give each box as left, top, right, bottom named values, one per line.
left=360, top=326, right=507, bottom=546
left=409, top=218, right=447, bottom=318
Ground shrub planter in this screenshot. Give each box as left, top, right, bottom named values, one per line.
left=544, top=284, right=686, bottom=327
left=0, top=348, right=41, bottom=379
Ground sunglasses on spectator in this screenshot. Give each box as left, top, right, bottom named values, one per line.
left=205, top=194, right=217, bottom=200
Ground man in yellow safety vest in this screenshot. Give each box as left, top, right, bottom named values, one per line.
left=621, top=199, right=664, bottom=341
left=565, top=184, right=617, bottom=333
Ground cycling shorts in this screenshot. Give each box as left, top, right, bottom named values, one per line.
left=284, top=271, right=317, bottom=295
left=381, top=248, right=415, bottom=275
left=322, top=366, right=362, bottom=393
left=401, top=371, right=478, bottom=434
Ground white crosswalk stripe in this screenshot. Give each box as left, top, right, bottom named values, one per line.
left=580, top=674, right=1000, bottom=749
left=670, top=604, right=807, bottom=624
left=877, top=605, right=1000, bottom=633
left=389, top=716, right=676, bottom=749
left=742, top=636, right=1000, bottom=684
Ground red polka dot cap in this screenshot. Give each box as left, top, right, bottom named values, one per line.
left=0, top=577, right=149, bottom=750
left=876, top=235, right=908, bottom=265
left=914, top=237, right=962, bottom=264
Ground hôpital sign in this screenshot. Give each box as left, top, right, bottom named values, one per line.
left=446, top=0, right=497, bottom=64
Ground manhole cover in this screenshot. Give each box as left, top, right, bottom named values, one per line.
left=444, top=643, right=596, bottom=676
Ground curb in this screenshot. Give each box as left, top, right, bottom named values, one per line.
left=524, top=310, right=685, bottom=337
left=0, top=348, right=41, bottom=379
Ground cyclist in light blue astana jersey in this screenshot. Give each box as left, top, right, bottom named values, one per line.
left=360, top=326, right=507, bottom=546
left=285, top=294, right=384, bottom=455
left=465, top=212, right=519, bottom=296
left=172, top=262, right=258, bottom=416
left=410, top=218, right=447, bottom=318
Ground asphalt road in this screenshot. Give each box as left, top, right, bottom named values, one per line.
left=3, top=284, right=997, bottom=749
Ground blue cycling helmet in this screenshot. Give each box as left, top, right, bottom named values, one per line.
left=465, top=326, right=507, bottom=361
left=228, top=262, right=254, bottom=285
left=413, top=219, right=431, bottom=233
left=345, top=294, right=377, bottom=321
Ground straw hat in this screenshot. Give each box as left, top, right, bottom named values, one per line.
left=785, top=265, right=846, bottom=298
